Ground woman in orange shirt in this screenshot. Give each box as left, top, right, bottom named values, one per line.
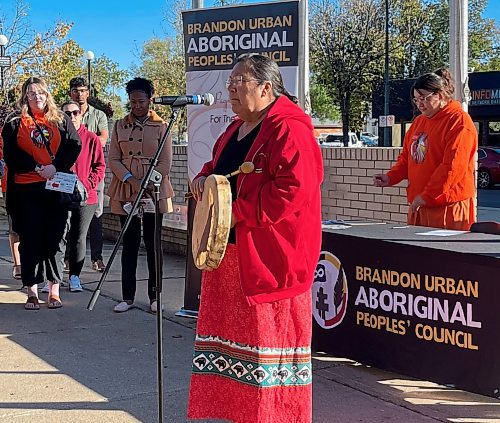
left=2, top=77, right=81, bottom=310
left=374, top=69, right=477, bottom=230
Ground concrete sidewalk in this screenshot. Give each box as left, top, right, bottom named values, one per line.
left=1, top=215, right=499, bottom=423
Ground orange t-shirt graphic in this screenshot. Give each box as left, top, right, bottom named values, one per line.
left=410, top=132, right=428, bottom=164
left=15, top=115, right=61, bottom=184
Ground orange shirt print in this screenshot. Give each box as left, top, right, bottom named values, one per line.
left=411, top=132, right=428, bottom=164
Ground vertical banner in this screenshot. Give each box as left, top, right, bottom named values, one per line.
left=179, top=1, right=304, bottom=316
left=182, top=0, right=301, bottom=180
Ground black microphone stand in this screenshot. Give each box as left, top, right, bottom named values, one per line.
left=88, top=106, right=181, bottom=423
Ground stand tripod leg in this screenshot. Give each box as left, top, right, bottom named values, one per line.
left=154, top=182, right=164, bottom=422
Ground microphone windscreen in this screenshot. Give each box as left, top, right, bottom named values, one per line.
left=203, top=93, right=215, bottom=106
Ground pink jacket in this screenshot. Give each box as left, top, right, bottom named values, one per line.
left=73, top=125, right=105, bottom=205
left=196, top=96, right=324, bottom=305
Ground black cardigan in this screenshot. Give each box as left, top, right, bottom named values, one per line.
left=1, top=111, right=82, bottom=213
left=2, top=111, right=82, bottom=176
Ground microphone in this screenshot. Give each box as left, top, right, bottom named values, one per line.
left=153, top=93, right=215, bottom=107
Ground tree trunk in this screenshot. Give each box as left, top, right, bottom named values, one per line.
left=341, top=94, right=351, bottom=147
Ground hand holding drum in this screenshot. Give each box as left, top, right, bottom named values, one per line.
left=192, top=175, right=232, bottom=271
left=187, top=161, right=256, bottom=201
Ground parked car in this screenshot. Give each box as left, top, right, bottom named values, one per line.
left=320, top=132, right=360, bottom=147
left=360, top=132, right=379, bottom=147
left=478, top=147, right=500, bottom=189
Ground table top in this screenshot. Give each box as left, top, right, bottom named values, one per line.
left=322, top=221, right=500, bottom=258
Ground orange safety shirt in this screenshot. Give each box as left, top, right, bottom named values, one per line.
left=15, top=113, right=61, bottom=184
left=387, top=100, right=477, bottom=208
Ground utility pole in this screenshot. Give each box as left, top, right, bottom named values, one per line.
left=449, top=0, right=469, bottom=111
left=383, top=0, right=390, bottom=146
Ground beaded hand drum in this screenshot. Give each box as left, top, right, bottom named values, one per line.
left=192, top=175, right=232, bottom=271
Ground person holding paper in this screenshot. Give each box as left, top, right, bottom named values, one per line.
left=107, top=77, right=174, bottom=314
left=2, top=77, right=81, bottom=310
left=373, top=69, right=478, bottom=230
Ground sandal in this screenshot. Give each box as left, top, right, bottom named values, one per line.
left=48, top=295, right=63, bottom=309
left=12, top=265, right=22, bottom=280
left=24, top=296, right=40, bottom=310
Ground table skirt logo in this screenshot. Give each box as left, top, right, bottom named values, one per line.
left=313, top=251, right=348, bottom=329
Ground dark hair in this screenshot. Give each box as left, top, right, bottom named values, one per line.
left=125, top=77, right=155, bottom=98
left=60, top=100, right=81, bottom=110
left=69, top=77, right=89, bottom=89
left=412, top=68, right=455, bottom=101
left=235, top=53, right=298, bottom=104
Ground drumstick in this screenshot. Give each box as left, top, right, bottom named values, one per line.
left=225, top=161, right=255, bottom=178
left=185, top=162, right=257, bottom=200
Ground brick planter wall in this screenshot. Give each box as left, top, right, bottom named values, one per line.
left=321, top=147, right=408, bottom=223
left=101, top=145, right=408, bottom=255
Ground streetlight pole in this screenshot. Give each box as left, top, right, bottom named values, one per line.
left=383, top=0, right=390, bottom=146
left=0, top=34, right=9, bottom=96
left=449, top=0, right=469, bottom=111
left=84, top=50, right=95, bottom=97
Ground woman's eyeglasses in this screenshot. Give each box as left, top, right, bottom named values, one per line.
left=225, top=75, right=259, bottom=87
left=26, top=92, right=47, bottom=100
left=64, top=110, right=80, bottom=117
left=412, top=93, right=436, bottom=104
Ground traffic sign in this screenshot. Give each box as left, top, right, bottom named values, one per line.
left=379, top=115, right=395, bottom=127
left=0, top=56, right=11, bottom=67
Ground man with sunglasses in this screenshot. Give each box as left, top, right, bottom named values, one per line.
left=69, top=77, right=109, bottom=272
left=59, top=100, right=105, bottom=292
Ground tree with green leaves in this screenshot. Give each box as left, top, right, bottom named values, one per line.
left=310, top=0, right=387, bottom=145
left=0, top=0, right=128, bottom=114
left=132, top=37, right=186, bottom=142
left=389, top=0, right=499, bottom=78
left=309, top=76, right=341, bottom=123
left=0, top=0, right=73, bottom=104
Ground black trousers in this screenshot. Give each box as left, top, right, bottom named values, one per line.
left=90, top=180, right=105, bottom=261
left=89, top=215, right=103, bottom=261
left=14, top=183, right=68, bottom=287
left=119, top=213, right=163, bottom=303
left=65, top=203, right=98, bottom=276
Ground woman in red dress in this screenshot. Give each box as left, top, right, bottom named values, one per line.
left=188, top=54, right=324, bottom=423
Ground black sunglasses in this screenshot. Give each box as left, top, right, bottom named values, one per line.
left=64, top=110, right=80, bottom=117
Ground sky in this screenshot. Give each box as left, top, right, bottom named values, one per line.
left=1, top=0, right=499, bottom=75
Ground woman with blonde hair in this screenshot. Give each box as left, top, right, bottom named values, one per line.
left=2, top=77, right=81, bottom=310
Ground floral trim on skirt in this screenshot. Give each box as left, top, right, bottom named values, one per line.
left=188, top=244, right=312, bottom=423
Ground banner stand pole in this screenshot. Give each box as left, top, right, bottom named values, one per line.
left=176, top=195, right=201, bottom=319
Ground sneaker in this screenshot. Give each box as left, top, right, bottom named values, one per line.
left=91, top=259, right=106, bottom=272
left=114, top=301, right=132, bottom=313
left=41, top=281, right=50, bottom=293
left=69, top=275, right=83, bottom=292
left=149, top=300, right=164, bottom=314
left=63, top=260, right=70, bottom=273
